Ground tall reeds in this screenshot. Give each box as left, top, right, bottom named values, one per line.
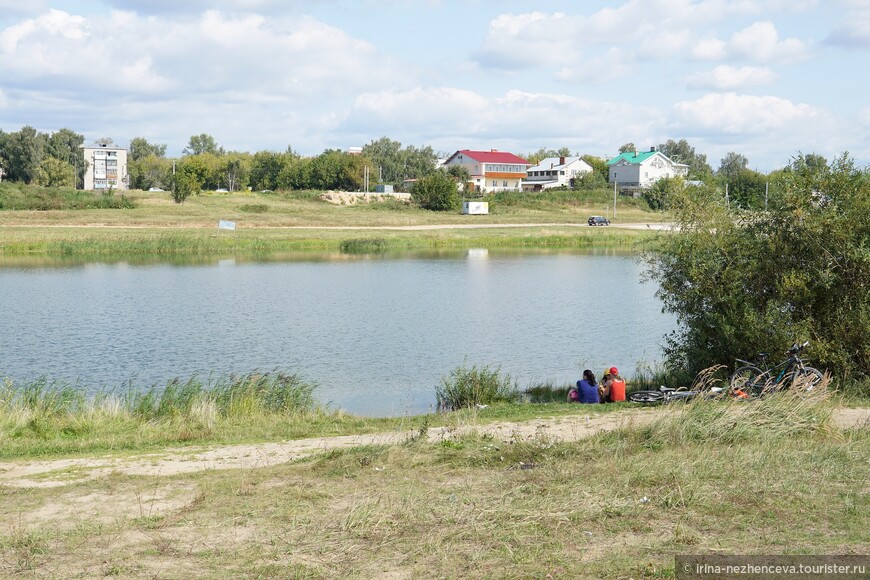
left=0, top=372, right=319, bottom=455
left=435, top=363, right=520, bottom=411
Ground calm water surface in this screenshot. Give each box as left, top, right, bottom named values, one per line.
left=0, top=250, right=676, bottom=416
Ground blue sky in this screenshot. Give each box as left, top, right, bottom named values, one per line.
left=1, top=0, right=868, bottom=171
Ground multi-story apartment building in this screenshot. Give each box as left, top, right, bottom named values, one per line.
left=82, top=143, right=128, bottom=190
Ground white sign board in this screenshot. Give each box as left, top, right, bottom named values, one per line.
left=462, top=201, right=489, bottom=215
left=218, top=220, right=236, bottom=230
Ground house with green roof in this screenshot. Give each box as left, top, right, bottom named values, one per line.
left=606, top=147, right=688, bottom=193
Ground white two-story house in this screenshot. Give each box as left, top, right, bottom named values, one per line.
left=523, top=156, right=593, bottom=191
left=442, top=149, right=531, bottom=193
left=607, top=147, right=688, bottom=192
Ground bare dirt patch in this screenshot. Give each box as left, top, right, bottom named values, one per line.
left=0, top=408, right=865, bottom=489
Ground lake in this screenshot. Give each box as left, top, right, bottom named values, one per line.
left=0, top=250, right=676, bottom=416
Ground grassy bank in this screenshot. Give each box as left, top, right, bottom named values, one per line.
left=0, top=374, right=629, bottom=460
left=0, top=225, right=653, bottom=259
left=0, top=186, right=668, bottom=258
left=0, top=185, right=661, bottom=228
left=0, top=389, right=865, bottom=577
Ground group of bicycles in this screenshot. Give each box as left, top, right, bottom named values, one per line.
left=628, top=341, right=825, bottom=405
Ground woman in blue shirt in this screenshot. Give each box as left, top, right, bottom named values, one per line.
left=574, top=369, right=600, bottom=404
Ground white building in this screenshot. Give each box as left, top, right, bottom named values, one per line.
left=606, top=147, right=688, bottom=192
left=523, top=156, right=593, bottom=191
left=442, top=149, right=531, bottom=193
left=82, top=143, right=128, bottom=191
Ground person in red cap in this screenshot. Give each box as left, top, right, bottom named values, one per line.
left=609, top=367, right=626, bottom=402
left=599, top=366, right=627, bottom=403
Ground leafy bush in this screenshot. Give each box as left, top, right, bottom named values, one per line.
left=644, top=153, right=870, bottom=380
left=411, top=171, right=460, bottom=211
left=435, top=363, right=519, bottom=411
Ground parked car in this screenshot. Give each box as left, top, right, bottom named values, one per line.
left=588, top=216, right=611, bottom=226
left=148, top=187, right=165, bottom=192
left=215, top=188, right=229, bottom=193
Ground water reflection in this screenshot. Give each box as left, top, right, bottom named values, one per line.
left=0, top=246, right=637, bottom=269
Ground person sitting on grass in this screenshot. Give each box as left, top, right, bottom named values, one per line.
left=575, top=369, right=600, bottom=403
left=608, top=366, right=627, bottom=402
left=598, top=370, right=612, bottom=403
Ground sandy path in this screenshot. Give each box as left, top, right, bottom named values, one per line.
left=1, top=408, right=866, bottom=489
left=1, top=222, right=676, bottom=231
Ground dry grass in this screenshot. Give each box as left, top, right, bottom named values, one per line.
left=1, top=388, right=866, bottom=578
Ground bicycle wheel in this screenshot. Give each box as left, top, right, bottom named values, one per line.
left=791, top=366, right=825, bottom=392
left=729, top=365, right=765, bottom=397
left=629, top=391, right=664, bottom=404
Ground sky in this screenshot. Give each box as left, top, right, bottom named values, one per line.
left=1, top=0, right=868, bottom=172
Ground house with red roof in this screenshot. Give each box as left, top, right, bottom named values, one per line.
left=442, top=149, right=531, bottom=193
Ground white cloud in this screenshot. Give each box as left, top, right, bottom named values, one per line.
left=691, top=21, right=811, bottom=63
left=673, top=92, right=819, bottom=134
left=344, top=87, right=666, bottom=154
left=476, top=1, right=765, bottom=71
left=476, top=12, right=580, bottom=68
left=0, top=9, right=400, bottom=97
left=730, top=21, right=810, bottom=63
left=0, top=8, right=411, bottom=153
left=685, top=65, right=778, bottom=90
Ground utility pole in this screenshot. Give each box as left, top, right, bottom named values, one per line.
left=613, top=180, right=618, bottom=218
left=725, top=183, right=730, bottom=209
left=765, top=181, right=769, bottom=211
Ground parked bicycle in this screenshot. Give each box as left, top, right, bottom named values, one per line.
left=729, top=341, right=824, bottom=397
left=629, top=386, right=702, bottom=405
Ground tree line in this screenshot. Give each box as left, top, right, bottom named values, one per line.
left=0, top=127, right=839, bottom=212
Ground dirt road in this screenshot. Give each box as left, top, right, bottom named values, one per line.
left=1, top=407, right=866, bottom=489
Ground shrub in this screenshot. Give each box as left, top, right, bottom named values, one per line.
left=435, top=363, right=519, bottom=411
left=411, top=171, right=460, bottom=211
left=643, top=153, right=870, bottom=380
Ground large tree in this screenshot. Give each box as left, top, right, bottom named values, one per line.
left=129, top=137, right=167, bottom=161
left=657, top=139, right=713, bottom=181
left=34, top=156, right=76, bottom=187
left=249, top=150, right=291, bottom=191
left=717, top=151, right=749, bottom=182
left=361, top=137, right=438, bottom=186
left=6, top=126, right=47, bottom=183
left=183, top=133, right=223, bottom=156
left=46, top=128, right=85, bottom=188
left=525, top=147, right=572, bottom=165
left=128, top=155, right=173, bottom=190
